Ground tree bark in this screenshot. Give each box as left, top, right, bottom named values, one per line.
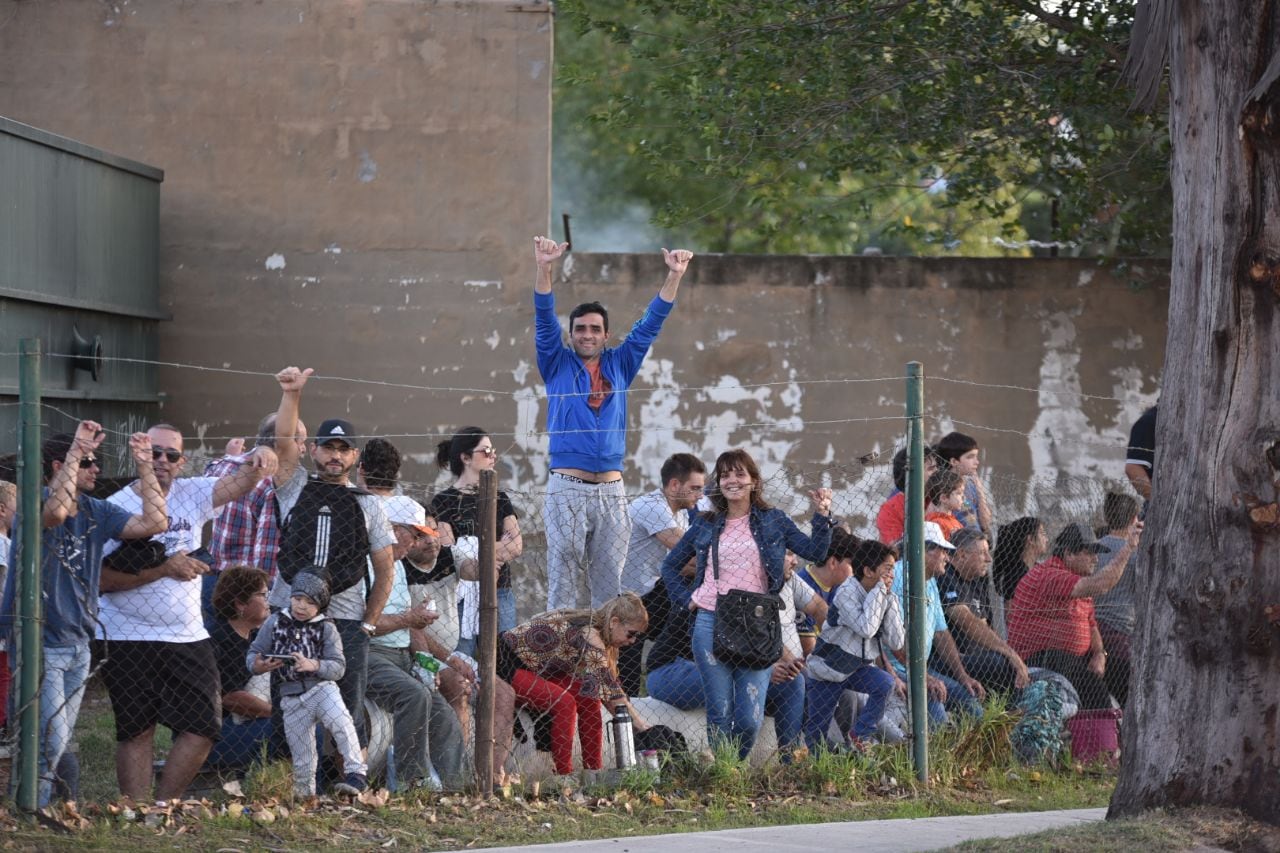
left=1110, top=0, right=1280, bottom=824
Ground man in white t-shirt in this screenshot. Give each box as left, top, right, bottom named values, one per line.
left=99, top=422, right=277, bottom=803
left=617, top=453, right=706, bottom=696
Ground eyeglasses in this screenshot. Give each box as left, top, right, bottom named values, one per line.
left=473, top=447, right=497, bottom=458
left=151, top=448, right=183, bottom=463
left=624, top=629, right=643, bottom=640
left=78, top=457, right=99, bottom=469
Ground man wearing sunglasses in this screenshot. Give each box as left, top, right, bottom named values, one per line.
left=531, top=236, right=694, bottom=610
left=97, top=423, right=278, bottom=804
left=0, top=421, right=167, bottom=807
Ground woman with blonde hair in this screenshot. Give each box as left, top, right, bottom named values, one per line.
left=497, top=592, right=650, bottom=782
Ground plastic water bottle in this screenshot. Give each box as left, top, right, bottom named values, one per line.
left=413, top=651, right=442, bottom=687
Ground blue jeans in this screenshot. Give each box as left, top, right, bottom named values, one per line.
left=927, top=669, right=984, bottom=726
left=205, top=716, right=280, bottom=770
left=201, top=572, right=219, bottom=631
left=646, top=659, right=704, bottom=710
left=39, top=644, right=91, bottom=806
left=692, top=609, right=771, bottom=759
left=498, top=587, right=517, bottom=634
left=804, top=665, right=895, bottom=748
left=454, top=588, right=518, bottom=659
left=764, top=672, right=806, bottom=753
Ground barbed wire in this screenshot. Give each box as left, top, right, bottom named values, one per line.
left=0, top=351, right=1147, bottom=406
left=8, top=352, right=908, bottom=402
left=10, top=402, right=1154, bottom=461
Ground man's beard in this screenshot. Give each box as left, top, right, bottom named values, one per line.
left=316, top=460, right=353, bottom=483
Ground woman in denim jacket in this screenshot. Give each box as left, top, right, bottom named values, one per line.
left=660, top=448, right=833, bottom=758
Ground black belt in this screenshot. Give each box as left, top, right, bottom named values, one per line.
left=552, top=471, right=621, bottom=485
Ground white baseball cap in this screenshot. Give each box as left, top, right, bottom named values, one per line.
left=383, top=494, right=432, bottom=534
left=923, top=521, right=956, bottom=551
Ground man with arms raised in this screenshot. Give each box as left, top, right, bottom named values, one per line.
left=532, top=236, right=694, bottom=609
left=265, top=367, right=396, bottom=760
left=99, top=422, right=275, bottom=802
left=1, top=423, right=166, bottom=806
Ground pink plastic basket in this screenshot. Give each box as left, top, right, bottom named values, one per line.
left=1067, top=708, right=1121, bottom=765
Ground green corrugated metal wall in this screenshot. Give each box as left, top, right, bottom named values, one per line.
left=0, top=116, right=165, bottom=475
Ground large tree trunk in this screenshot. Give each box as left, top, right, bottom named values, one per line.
left=1110, top=1, right=1280, bottom=823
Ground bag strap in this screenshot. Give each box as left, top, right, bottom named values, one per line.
left=710, top=523, right=722, bottom=583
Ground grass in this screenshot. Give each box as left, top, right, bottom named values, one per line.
left=944, top=806, right=1280, bottom=852
left=11, top=689, right=1119, bottom=851
left=1, top=766, right=1118, bottom=852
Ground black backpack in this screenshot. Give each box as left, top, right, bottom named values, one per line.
left=276, top=478, right=371, bottom=596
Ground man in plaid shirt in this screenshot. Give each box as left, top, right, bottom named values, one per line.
left=202, top=413, right=307, bottom=617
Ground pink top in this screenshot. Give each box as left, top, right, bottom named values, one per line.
left=691, top=515, right=767, bottom=611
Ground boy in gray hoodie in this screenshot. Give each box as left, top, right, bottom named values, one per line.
left=248, top=570, right=368, bottom=797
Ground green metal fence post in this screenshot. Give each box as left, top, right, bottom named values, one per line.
left=905, top=361, right=928, bottom=784
left=16, top=338, right=43, bottom=811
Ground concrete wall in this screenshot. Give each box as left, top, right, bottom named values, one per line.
left=0, top=0, right=553, bottom=465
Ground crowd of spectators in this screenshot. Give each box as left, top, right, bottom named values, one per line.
left=0, top=240, right=1155, bottom=803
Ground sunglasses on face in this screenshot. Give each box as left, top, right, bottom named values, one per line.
left=78, top=457, right=99, bottom=469
left=624, top=629, right=643, bottom=640
left=151, top=448, right=183, bottom=463
left=472, top=447, right=497, bottom=458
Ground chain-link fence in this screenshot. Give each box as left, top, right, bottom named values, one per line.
left=0, top=359, right=1152, bottom=806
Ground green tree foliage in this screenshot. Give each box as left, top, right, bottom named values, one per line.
left=553, top=1, right=1170, bottom=256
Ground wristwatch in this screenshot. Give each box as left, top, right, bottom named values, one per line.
left=360, top=621, right=377, bottom=636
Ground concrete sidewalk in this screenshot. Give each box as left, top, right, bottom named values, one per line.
left=445, top=807, right=1107, bottom=853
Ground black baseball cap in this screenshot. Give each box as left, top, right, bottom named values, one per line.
left=315, top=418, right=359, bottom=449
left=1053, top=523, right=1109, bottom=555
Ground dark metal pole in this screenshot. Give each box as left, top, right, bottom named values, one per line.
left=905, top=361, right=929, bottom=784
left=16, top=339, right=43, bottom=811
left=474, top=469, right=498, bottom=795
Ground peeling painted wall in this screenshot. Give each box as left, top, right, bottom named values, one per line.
left=538, top=254, right=1168, bottom=534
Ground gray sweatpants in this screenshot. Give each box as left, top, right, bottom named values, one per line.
left=544, top=475, right=631, bottom=609
left=282, top=681, right=367, bottom=797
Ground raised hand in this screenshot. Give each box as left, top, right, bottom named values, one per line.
left=881, top=563, right=896, bottom=591
left=128, top=432, right=154, bottom=467
left=74, top=420, right=106, bottom=455
left=661, top=248, right=694, bottom=276
left=808, top=487, right=833, bottom=516
left=1126, top=518, right=1145, bottom=548
left=275, top=366, right=314, bottom=393
left=224, top=437, right=246, bottom=456
left=533, top=235, right=568, bottom=268
left=247, top=445, right=279, bottom=478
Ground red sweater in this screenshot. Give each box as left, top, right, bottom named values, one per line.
left=1008, top=557, right=1096, bottom=658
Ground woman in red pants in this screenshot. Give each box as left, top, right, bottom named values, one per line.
left=497, top=593, right=649, bottom=784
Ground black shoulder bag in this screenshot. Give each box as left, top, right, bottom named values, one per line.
left=709, top=524, right=783, bottom=669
